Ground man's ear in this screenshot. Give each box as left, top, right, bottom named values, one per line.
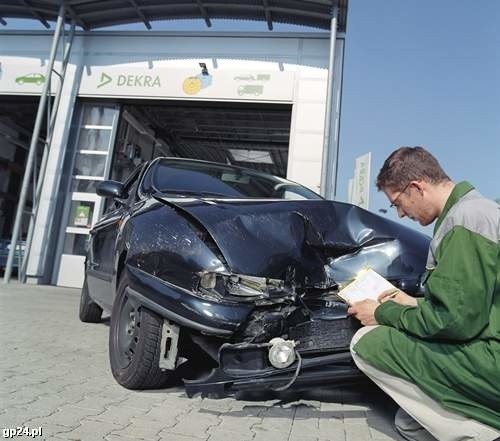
left=412, top=180, right=426, bottom=195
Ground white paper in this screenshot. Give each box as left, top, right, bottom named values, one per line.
left=337, top=269, right=396, bottom=304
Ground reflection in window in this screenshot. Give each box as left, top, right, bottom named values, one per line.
left=82, top=106, right=115, bottom=126
left=77, top=128, right=111, bottom=151
left=73, top=154, right=106, bottom=177
left=150, top=159, right=322, bottom=200
left=71, top=179, right=99, bottom=193
left=63, top=233, right=89, bottom=256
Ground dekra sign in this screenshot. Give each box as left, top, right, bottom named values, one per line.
left=117, top=74, right=161, bottom=87
left=97, top=72, right=161, bottom=88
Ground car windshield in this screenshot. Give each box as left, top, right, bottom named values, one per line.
left=147, top=159, right=322, bottom=200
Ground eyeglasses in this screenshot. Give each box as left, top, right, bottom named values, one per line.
left=389, top=181, right=412, bottom=209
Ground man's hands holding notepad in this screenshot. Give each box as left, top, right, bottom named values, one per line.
left=378, top=288, right=417, bottom=307
left=342, top=269, right=417, bottom=326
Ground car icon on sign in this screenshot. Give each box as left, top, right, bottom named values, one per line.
left=15, top=73, right=46, bottom=85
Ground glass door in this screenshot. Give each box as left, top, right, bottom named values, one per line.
left=56, top=103, right=119, bottom=287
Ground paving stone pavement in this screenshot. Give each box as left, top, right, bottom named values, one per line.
left=0, top=282, right=404, bottom=441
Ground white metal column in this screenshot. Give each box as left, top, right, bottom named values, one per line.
left=24, top=39, right=84, bottom=284
left=320, top=7, right=346, bottom=200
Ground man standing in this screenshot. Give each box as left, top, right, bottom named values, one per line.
left=348, top=147, right=500, bottom=441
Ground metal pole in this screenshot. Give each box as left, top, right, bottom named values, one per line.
left=329, top=38, right=345, bottom=200
left=20, top=21, right=76, bottom=283
left=3, top=4, right=65, bottom=284
left=49, top=22, right=75, bottom=135
left=319, top=6, right=338, bottom=199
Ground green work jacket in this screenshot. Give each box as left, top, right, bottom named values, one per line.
left=354, top=181, right=500, bottom=429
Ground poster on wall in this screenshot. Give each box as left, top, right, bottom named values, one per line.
left=73, top=205, right=91, bottom=227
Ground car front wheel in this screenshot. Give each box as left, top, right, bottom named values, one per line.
left=109, top=274, right=172, bottom=389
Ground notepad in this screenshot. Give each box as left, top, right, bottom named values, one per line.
left=337, top=268, right=397, bottom=304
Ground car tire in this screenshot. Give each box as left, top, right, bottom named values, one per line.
left=79, top=277, right=103, bottom=323
left=109, top=274, right=172, bottom=390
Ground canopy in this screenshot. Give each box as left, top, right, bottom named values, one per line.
left=0, top=0, right=347, bottom=31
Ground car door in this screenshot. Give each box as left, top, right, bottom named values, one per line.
left=86, top=166, right=143, bottom=309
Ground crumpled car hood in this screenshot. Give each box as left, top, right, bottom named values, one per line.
left=155, top=197, right=429, bottom=290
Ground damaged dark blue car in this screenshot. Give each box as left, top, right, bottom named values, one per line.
left=80, top=157, right=429, bottom=397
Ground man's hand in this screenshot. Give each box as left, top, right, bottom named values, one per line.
left=347, top=299, right=379, bottom=326
left=378, top=289, right=418, bottom=307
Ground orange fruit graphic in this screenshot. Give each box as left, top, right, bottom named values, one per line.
left=183, top=76, right=202, bottom=95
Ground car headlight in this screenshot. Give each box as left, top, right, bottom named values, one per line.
left=226, top=274, right=284, bottom=297
left=197, top=271, right=292, bottom=302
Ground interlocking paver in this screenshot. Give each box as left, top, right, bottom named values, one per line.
left=0, top=376, right=46, bottom=394
left=89, top=404, right=148, bottom=426
left=255, top=419, right=293, bottom=433
left=253, top=425, right=292, bottom=440
left=109, top=417, right=166, bottom=440
left=209, top=415, right=260, bottom=433
left=345, top=424, right=372, bottom=441
left=140, top=404, right=186, bottom=425
left=0, top=282, right=400, bottom=441
left=198, top=397, right=235, bottom=413
left=159, top=435, right=208, bottom=441
left=28, top=404, right=103, bottom=428
left=0, top=406, right=34, bottom=427
left=288, top=435, right=320, bottom=441
left=0, top=392, right=38, bottom=409
left=116, top=394, right=166, bottom=411
left=207, top=427, right=255, bottom=441
left=54, top=419, right=122, bottom=441
left=72, top=396, right=123, bottom=412
left=167, top=413, right=221, bottom=438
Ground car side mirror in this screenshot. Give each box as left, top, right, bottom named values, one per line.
left=96, top=180, right=125, bottom=199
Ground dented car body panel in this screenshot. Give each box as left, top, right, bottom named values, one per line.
left=85, top=158, right=430, bottom=396
left=153, top=197, right=428, bottom=289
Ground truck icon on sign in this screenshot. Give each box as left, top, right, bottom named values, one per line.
left=237, top=84, right=264, bottom=96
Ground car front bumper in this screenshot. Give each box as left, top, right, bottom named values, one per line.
left=184, top=342, right=362, bottom=397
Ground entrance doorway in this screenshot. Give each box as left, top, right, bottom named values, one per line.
left=55, top=99, right=292, bottom=287
left=0, top=96, right=45, bottom=276
left=109, top=100, right=292, bottom=183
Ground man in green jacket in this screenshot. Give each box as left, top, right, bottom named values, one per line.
left=347, top=147, right=500, bottom=441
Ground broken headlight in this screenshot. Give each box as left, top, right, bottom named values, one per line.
left=197, top=271, right=293, bottom=302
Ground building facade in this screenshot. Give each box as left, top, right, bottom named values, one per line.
left=0, top=30, right=345, bottom=287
